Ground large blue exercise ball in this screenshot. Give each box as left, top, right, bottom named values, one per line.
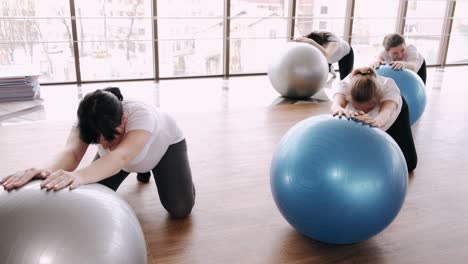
left=0, top=181, right=147, bottom=264
left=376, top=65, right=426, bottom=125
left=268, top=42, right=328, bottom=99
left=270, top=115, right=408, bottom=244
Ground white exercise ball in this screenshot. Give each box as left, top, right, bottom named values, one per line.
left=0, top=180, right=147, bottom=264
left=268, top=42, right=328, bottom=99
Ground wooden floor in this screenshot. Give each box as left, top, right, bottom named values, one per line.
left=1, top=67, right=468, bottom=263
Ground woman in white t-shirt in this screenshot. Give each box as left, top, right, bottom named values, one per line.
left=294, top=31, right=354, bottom=80
left=0, top=87, right=195, bottom=219
left=373, top=33, right=427, bottom=84
left=331, top=67, right=417, bottom=172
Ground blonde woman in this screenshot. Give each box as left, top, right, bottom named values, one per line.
left=331, top=67, right=417, bottom=172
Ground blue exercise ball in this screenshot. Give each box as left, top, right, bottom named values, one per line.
left=271, top=115, right=408, bottom=244
left=376, top=65, right=426, bottom=125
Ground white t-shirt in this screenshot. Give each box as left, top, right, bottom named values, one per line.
left=378, top=44, right=424, bottom=72
left=97, top=100, right=184, bottom=173
left=332, top=75, right=402, bottom=131
left=326, top=33, right=351, bottom=64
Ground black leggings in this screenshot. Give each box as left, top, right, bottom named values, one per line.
left=417, top=59, right=427, bottom=84
left=96, top=139, right=195, bottom=219
left=386, top=97, right=417, bottom=172
left=328, top=47, right=354, bottom=80
left=338, top=47, right=354, bottom=80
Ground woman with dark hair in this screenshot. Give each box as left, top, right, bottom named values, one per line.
left=373, top=33, right=427, bottom=84
left=0, top=87, right=195, bottom=219
left=293, top=31, right=354, bottom=80
left=331, top=67, right=417, bottom=172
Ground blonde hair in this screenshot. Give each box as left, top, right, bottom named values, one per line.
left=350, top=67, right=381, bottom=103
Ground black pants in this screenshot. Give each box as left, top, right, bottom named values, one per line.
left=329, top=47, right=354, bottom=80
left=417, top=59, right=427, bottom=84
left=338, top=47, right=354, bottom=80
left=96, top=139, right=195, bottom=219
left=386, top=97, right=417, bottom=172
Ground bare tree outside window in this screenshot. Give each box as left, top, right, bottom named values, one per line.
left=75, top=0, right=153, bottom=81
left=0, top=0, right=76, bottom=82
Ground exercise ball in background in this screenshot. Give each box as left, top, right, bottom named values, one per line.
left=0, top=181, right=147, bottom=264
left=268, top=42, right=328, bottom=99
left=376, top=65, right=426, bottom=125
left=271, top=115, right=408, bottom=244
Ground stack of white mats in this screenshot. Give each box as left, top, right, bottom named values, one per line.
left=0, top=75, right=41, bottom=102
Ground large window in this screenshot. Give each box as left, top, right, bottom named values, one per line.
left=404, top=0, right=448, bottom=65
left=230, top=0, right=289, bottom=74
left=295, top=0, right=347, bottom=38
left=75, top=0, right=153, bottom=81
left=447, top=0, right=468, bottom=64
left=351, top=0, right=400, bottom=67
left=158, top=0, right=223, bottom=78
left=0, top=0, right=76, bottom=82
left=1, top=0, right=468, bottom=84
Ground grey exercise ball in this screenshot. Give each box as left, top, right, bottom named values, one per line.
left=268, top=42, right=329, bottom=99
left=0, top=180, right=147, bottom=264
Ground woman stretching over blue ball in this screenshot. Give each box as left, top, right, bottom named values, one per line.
left=373, top=33, right=427, bottom=84
left=331, top=67, right=417, bottom=172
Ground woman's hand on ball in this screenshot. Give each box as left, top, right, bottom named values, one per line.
left=40, top=170, right=83, bottom=191
left=293, top=37, right=317, bottom=46
left=332, top=108, right=360, bottom=119
left=292, top=37, right=306, bottom=43
left=390, top=61, right=405, bottom=70
left=372, top=60, right=384, bottom=69
left=354, top=114, right=384, bottom=128
left=354, top=114, right=373, bottom=124
left=1, top=168, right=51, bottom=190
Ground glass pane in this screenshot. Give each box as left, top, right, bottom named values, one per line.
left=75, top=0, right=151, bottom=17
left=446, top=0, right=468, bottom=64
left=404, top=0, right=448, bottom=65
left=405, top=36, right=440, bottom=65
left=158, top=0, right=223, bottom=17
left=0, top=42, right=77, bottom=82
left=230, top=17, right=289, bottom=39
left=351, top=0, right=399, bottom=67
left=230, top=0, right=288, bottom=74
left=79, top=41, right=153, bottom=80
left=157, top=0, right=223, bottom=77
left=0, top=0, right=75, bottom=82
left=295, top=0, right=347, bottom=37
left=76, top=18, right=152, bottom=41
left=38, top=19, right=73, bottom=42
left=231, top=0, right=287, bottom=18
left=1, top=0, right=71, bottom=17
left=75, top=0, right=153, bottom=80
left=230, top=39, right=285, bottom=74
left=159, top=39, right=223, bottom=77
left=351, top=36, right=387, bottom=68
left=2, top=18, right=71, bottom=42
left=158, top=18, right=223, bottom=40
